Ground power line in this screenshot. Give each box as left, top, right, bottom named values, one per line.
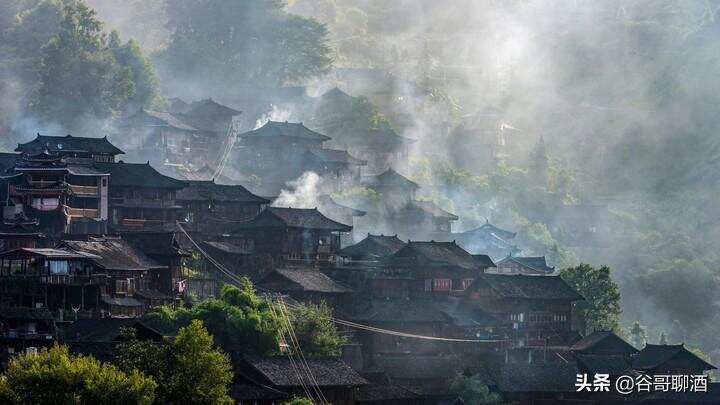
left=176, top=222, right=508, bottom=344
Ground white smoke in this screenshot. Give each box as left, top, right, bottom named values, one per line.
left=253, top=104, right=295, bottom=129
left=272, top=171, right=322, bottom=208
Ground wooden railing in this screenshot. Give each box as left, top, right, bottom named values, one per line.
left=64, top=206, right=99, bottom=218
left=67, top=184, right=99, bottom=196
left=121, top=218, right=165, bottom=227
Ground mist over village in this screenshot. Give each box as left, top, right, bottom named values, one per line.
left=0, top=0, right=719, bottom=404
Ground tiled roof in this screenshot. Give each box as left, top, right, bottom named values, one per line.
left=176, top=180, right=269, bottom=203
left=16, top=134, right=124, bottom=155
left=118, top=230, right=189, bottom=258
left=387, top=241, right=481, bottom=270
left=260, top=268, right=352, bottom=293
left=364, top=168, right=419, bottom=190
left=632, top=344, right=716, bottom=371
left=460, top=221, right=516, bottom=240
left=0, top=248, right=99, bottom=259
left=473, top=274, right=584, bottom=301
left=349, top=300, right=451, bottom=323
left=575, top=353, right=632, bottom=375
left=242, top=355, right=367, bottom=387
left=202, top=241, right=252, bottom=255
left=185, top=98, right=242, bottom=117
left=241, top=121, right=331, bottom=142
left=61, top=318, right=163, bottom=342
left=492, top=363, right=579, bottom=393
left=60, top=237, right=163, bottom=271
left=317, top=195, right=366, bottom=219
left=497, top=256, right=554, bottom=273
left=124, top=109, right=197, bottom=131
left=408, top=200, right=458, bottom=220
left=570, top=330, right=638, bottom=354
left=235, top=207, right=352, bottom=232
left=305, top=149, right=366, bottom=165
left=339, top=234, right=406, bottom=260
left=95, top=161, right=186, bottom=189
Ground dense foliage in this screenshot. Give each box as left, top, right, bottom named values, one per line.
left=449, top=370, right=504, bottom=405
left=288, top=301, right=347, bottom=356
left=155, top=0, right=331, bottom=91
left=560, top=264, right=622, bottom=334
left=0, top=345, right=156, bottom=405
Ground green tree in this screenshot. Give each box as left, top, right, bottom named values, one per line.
left=2, top=344, right=156, bottom=405
left=28, top=0, right=157, bottom=131
left=285, top=396, right=314, bottom=405
left=156, top=0, right=331, bottom=91
left=143, top=281, right=283, bottom=355
left=449, top=371, right=503, bottom=405
left=166, top=320, right=234, bottom=404
left=288, top=301, right=347, bottom=356
left=560, top=263, right=622, bottom=333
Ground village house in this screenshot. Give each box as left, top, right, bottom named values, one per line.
left=317, top=195, right=366, bottom=246
left=96, top=161, right=186, bottom=230
left=231, top=207, right=352, bottom=272
left=236, top=121, right=365, bottom=195
left=233, top=355, right=367, bottom=405
left=0, top=307, right=56, bottom=368
left=453, top=220, right=520, bottom=260
left=361, top=169, right=459, bottom=240
left=491, top=255, right=555, bottom=275
left=257, top=268, right=353, bottom=310
left=338, top=234, right=406, bottom=263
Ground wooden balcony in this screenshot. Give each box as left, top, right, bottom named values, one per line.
left=27, top=179, right=60, bottom=188
left=64, top=206, right=99, bottom=219
left=67, top=184, right=99, bottom=196
left=109, top=198, right=179, bottom=208
left=121, top=218, right=165, bottom=227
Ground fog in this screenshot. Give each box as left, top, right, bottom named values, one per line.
left=3, top=0, right=720, bottom=360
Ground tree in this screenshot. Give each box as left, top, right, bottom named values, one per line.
left=449, top=371, right=503, bottom=405
left=143, top=281, right=283, bottom=355
left=560, top=263, right=622, bottom=333
left=2, top=344, right=156, bottom=405
left=166, top=320, right=234, bottom=404
left=288, top=301, right=347, bottom=356
left=285, top=396, right=314, bottom=405
left=28, top=0, right=157, bottom=131
left=629, top=321, right=647, bottom=349
left=156, top=0, right=331, bottom=92
left=116, top=321, right=233, bottom=405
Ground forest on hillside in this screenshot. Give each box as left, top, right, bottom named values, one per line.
left=1, top=0, right=720, bottom=364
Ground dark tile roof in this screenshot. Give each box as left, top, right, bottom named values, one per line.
left=0, top=248, right=98, bottom=260
left=60, top=237, right=163, bottom=271
left=497, top=256, right=554, bottom=273
left=176, top=180, right=269, bottom=203
left=408, top=200, right=458, bottom=220
left=0, top=307, right=54, bottom=320
left=235, top=207, right=352, bottom=232
left=260, top=268, right=353, bottom=293
left=387, top=241, right=481, bottom=270
left=570, top=330, right=638, bottom=354
left=304, top=148, right=366, bottom=165
left=633, top=344, right=717, bottom=371
left=574, top=353, right=632, bottom=375
left=202, top=241, right=252, bottom=255
left=118, top=230, right=189, bottom=258
left=472, top=274, right=584, bottom=301
left=61, top=318, right=163, bottom=342
left=357, top=382, right=420, bottom=402
left=0, top=214, right=43, bottom=236
left=123, top=109, right=197, bottom=132
left=95, top=161, right=186, bottom=189
left=348, top=127, right=416, bottom=148
left=364, top=168, right=419, bottom=190
left=318, top=195, right=366, bottom=219
left=339, top=234, right=406, bottom=260
left=439, top=299, right=507, bottom=327
left=101, top=296, right=144, bottom=307
left=0, top=153, right=20, bottom=173
left=66, top=165, right=109, bottom=176
left=241, top=121, right=331, bottom=142
left=242, top=355, right=367, bottom=387
left=459, top=221, right=516, bottom=240
left=349, top=300, right=451, bottom=323
left=472, top=254, right=495, bottom=268
left=492, top=362, right=579, bottom=393
left=185, top=98, right=242, bottom=118
left=16, top=134, right=124, bottom=155
left=229, top=384, right=288, bottom=401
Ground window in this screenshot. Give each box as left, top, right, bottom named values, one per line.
left=115, top=279, right=130, bottom=294
left=47, top=260, right=69, bottom=275
left=462, top=278, right=474, bottom=290
left=432, top=278, right=451, bottom=291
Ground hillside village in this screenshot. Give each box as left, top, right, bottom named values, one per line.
left=0, top=87, right=716, bottom=404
